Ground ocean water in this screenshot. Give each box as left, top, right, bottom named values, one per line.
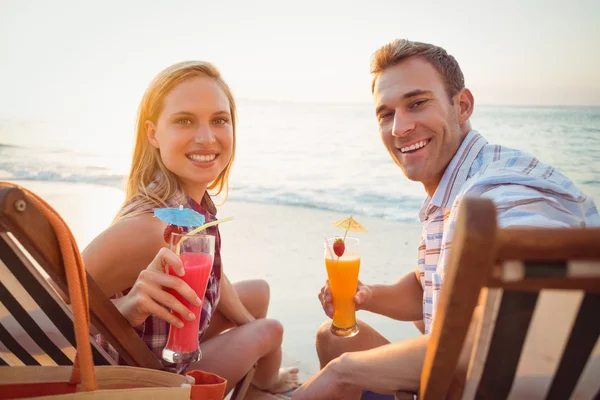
left=1, top=101, right=599, bottom=222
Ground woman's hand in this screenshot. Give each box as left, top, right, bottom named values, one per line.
left=115, top=247, right=202, bottom=328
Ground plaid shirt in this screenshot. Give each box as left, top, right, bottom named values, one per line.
left=96, top=191, right=222, bottom=368
left=418, top=130, right=600, bottom=334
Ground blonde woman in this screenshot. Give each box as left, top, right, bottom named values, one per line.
left=83, top=61, right=299, bottom=396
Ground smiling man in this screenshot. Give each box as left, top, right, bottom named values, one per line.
left=292, top=39, right=599, bottom=399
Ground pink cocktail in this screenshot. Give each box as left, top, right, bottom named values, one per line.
left=165, top=253, right=213, bottom=352
left=162, top=233, right=215, bottom=365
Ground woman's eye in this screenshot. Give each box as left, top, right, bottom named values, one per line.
left=176, top=118, right=193, bottom=125
left=213, top=117, right=229, bottom=125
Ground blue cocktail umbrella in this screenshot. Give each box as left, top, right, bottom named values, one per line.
left=154, top=205, right=206, bottom=227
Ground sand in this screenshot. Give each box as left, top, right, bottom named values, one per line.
left=5, top=180, right=423, bottom=380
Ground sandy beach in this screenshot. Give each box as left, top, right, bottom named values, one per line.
left=5, top=180, right=423, bottom=380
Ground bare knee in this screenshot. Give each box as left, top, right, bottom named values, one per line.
left=237, top=279, right=270, bottom=319
left=263, top=318, right=283, bottom=339
left=316, top=319, right=389, bottom=369
left=255, top=318, right=283, bottom=351
left=316, top=320, right=340, bottom=367
left=253, top=279, right=270, bottom=319
left=316, top=320, right=332, bottom=346
left=254, top=278, right=270, bottom=307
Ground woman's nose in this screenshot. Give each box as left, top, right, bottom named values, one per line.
left=193, top=124, right=216, bottom=144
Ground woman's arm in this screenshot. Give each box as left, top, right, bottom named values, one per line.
left=82, top=214, right=167, bottom=297
left=216, top=272, right=256, bottom=326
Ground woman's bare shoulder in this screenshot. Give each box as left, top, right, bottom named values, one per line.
left=82, top=213, right=168, bottom=295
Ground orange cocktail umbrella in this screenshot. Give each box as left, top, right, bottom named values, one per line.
left=332, top=216, right=367, bottom=241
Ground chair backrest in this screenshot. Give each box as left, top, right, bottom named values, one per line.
left=0, top=230, right=114, bottom=366
left=420, top=197, right=600, bottom=400
left=0, top=184, right=162, bottom=369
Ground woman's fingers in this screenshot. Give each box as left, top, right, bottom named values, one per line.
left=148, top=247, right=184, bottom=276
left=139, top=280, right=197, bottom=322
left=137, top=269, right=202, bottom=307
left=138, top=294, right=185, bottom=328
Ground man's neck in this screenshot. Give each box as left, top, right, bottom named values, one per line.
left=423, top=127, right=473, bottom=198
left=423, top=173, right=443, bottom=198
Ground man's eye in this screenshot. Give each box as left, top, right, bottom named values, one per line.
left=379, top=112, right=393, bottom=121
left=410, top=100, right=427, bottom=109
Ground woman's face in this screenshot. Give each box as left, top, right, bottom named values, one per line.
left=146, top=77, right=234, bottom=196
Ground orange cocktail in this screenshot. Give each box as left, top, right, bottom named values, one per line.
left=325, top=237, right=360, bottom=337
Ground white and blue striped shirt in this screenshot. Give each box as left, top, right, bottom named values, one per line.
left=418, top=130, right=599, bottom=334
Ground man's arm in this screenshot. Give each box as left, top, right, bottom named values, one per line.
left=293, top=306, right=483, bottom=400
left=293, top=335, right=427, bottom=400
left=360, top=269, right=424, bottom=322
left=339, top=334, right=428, bottom=393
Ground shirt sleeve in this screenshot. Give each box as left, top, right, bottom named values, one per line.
left=460, top=182, right=587, bottom=229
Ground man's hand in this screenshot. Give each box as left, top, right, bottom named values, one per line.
left=292, top=357, right=362, bottom=400
left=318, top=280, right=372, bottom=318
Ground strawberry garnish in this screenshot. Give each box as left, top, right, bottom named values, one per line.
left=163, top=224, right=184, bottom=245
left=332, top=238, right=345, bottom=257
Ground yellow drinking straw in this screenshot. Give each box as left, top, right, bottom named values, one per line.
left=175, top=216, right=234, bottom=254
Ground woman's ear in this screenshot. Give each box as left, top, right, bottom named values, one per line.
left=145, top=120, right=159, bottom=148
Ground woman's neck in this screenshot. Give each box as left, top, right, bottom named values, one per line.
left=182, top=183, right=208, bottom=205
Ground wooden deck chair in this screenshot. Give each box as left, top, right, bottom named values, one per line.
left=0, top=182, right=254, bottom=399
left=420, top=197, right=600, bottom=399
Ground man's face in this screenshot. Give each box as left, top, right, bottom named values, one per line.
left=373, top=57, right=468, bottom=195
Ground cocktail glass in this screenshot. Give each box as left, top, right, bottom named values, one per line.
left=325, top=237, right=360, bottom=337
left=162, top=233, right=215, bottom=364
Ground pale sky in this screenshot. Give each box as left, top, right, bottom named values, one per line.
left=1, top=0, right=599, bottom=120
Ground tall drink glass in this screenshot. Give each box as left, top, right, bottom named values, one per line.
left=162, top=233, right=215, bottom=364
left=325, top=237, right=360, bottom=337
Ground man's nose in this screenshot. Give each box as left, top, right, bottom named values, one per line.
left=391, top=112, right=415, bottom=138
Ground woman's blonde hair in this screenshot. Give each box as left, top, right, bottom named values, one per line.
left=115, top=61, right=237, bottom=221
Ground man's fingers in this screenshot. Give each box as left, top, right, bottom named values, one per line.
left=319, top=283, right=335, bottom=319
left=354, top=292, right=364, bottom=305
left=325, top=303, right=334, bottom=319
left=354, top=287, right=370, bottom=305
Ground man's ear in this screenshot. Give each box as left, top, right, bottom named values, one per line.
left=146, top=120, right=159, bottom=148
left=455, top=88, right=474, bottom=125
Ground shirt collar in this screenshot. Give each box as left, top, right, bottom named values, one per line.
left=166, top=189, right=217, bottom=220
left=419, top=130, right=487, bottom=221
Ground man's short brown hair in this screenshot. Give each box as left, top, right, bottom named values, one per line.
left=370, top=39, right=465, bottom=100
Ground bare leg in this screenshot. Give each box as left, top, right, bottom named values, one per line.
left=197, top=280, right=298, bottom=394
left=202, top=279, right=270, bottom=341
left=413, top=320, right=425, bottom=334
left=316, top=319, right=390, bottom=369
